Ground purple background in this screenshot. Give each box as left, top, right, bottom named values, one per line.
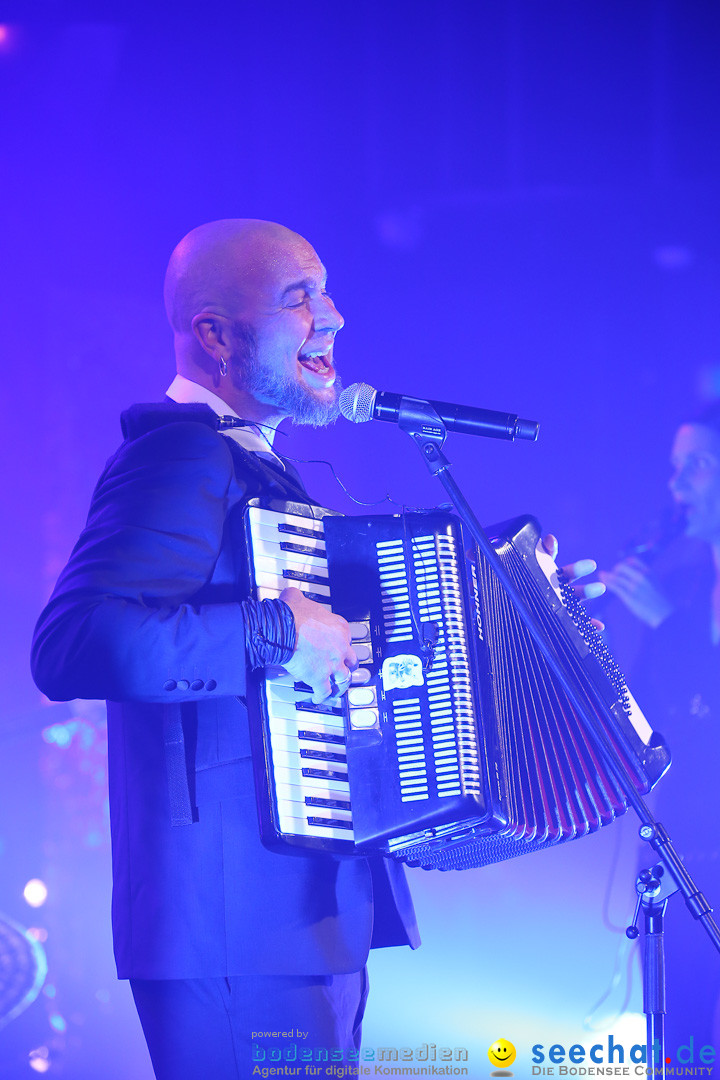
left=1, top=4, right=719, bottom=1075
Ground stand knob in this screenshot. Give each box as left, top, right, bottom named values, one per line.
left=627, top=868, right=663, bottom=938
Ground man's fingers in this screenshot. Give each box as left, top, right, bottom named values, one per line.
left=541, top=533, right=559, bottom=560
left=562, top=557, right=597, bottom=582
left=280, top=588, right=360, bottom=702
left=309, top=663, right=356, bottom=705
left=563, top=560, right=606, bottom=601
left=331, top=669, right=352, bottom=693
left=311, top=677, right=334, bottom=705
left=540, top=538, right=606, bottom=601
left=575, top=581, right=606, bottom=600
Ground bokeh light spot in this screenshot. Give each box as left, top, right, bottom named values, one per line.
left=23, top=879, right=48, bottom=908
left=28, top=1047, right=50, bottom=1074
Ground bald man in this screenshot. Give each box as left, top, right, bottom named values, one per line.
left=32, top=220, right=419, bottom=1079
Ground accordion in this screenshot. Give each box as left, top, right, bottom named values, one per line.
left=245, top=499, right=669, bottom=871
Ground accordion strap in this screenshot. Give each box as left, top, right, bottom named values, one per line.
left=163, top=704, right=197, bottom=827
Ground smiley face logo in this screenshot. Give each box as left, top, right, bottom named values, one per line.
left=488, top=1038, right=516, bottom=1070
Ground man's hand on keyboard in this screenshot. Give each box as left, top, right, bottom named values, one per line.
left=280, top=586, right=359, bottom=704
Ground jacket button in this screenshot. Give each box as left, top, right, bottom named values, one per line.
left=190, top=679, right=204, bottom=691
left=176, top=679, right=190, bottom=691
left=206, top=680, right=217, bottom=691
left=163, top=680, right=177, bottom=692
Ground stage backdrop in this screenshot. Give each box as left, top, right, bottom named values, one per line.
left=1, top=4, right=719, bottom=1076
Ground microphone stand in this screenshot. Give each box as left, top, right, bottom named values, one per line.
left=626, top=862, right=679, bottom=1073
left=396, top=397, right=720, bottom=1077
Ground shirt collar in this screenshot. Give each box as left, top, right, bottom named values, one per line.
left=166, top=374, right=285, bottom=470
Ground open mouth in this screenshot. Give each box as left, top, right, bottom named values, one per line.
left=298, top=350, right=336, bottom=387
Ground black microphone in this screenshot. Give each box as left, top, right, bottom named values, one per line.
left=338, top=382, right=539, bottom=442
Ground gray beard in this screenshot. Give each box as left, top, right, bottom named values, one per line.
left=230, top=320, right=341, bottom=427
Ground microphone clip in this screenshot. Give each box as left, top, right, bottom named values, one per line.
left=420, top=620, right=440, bottom=672
left=397, top=397, right=450, bottom=476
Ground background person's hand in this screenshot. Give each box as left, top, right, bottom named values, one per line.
left=598, top=557, right=674, bottom=627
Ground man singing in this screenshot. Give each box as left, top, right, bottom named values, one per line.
left=31, top=219, right=419, bottom=1079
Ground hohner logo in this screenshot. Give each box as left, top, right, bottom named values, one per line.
left=470, top=562, right=485, bottom=641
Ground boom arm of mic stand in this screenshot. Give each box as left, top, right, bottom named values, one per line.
left=397, top=397, right=720, bottom=952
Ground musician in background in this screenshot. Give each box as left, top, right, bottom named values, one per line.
left=599, top=404, right=720, bottom=1054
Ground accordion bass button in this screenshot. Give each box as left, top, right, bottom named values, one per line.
left=349, top=707, right=379, bottom=729
left=347, top=686, right=376, bottom=707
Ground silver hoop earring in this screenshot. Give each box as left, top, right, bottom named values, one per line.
left=218, top=357, right=227, bottom=377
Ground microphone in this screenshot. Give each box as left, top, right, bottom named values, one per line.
left=339, top=382, right=539, bottom=442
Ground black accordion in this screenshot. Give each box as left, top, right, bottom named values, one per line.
left=245, top=499, right=669, bottom=871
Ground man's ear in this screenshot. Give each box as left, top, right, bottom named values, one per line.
left=191, top=313, right=231, bottom=359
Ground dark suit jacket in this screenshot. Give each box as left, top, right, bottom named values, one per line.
left=31, top=402, right=419, bottom=979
